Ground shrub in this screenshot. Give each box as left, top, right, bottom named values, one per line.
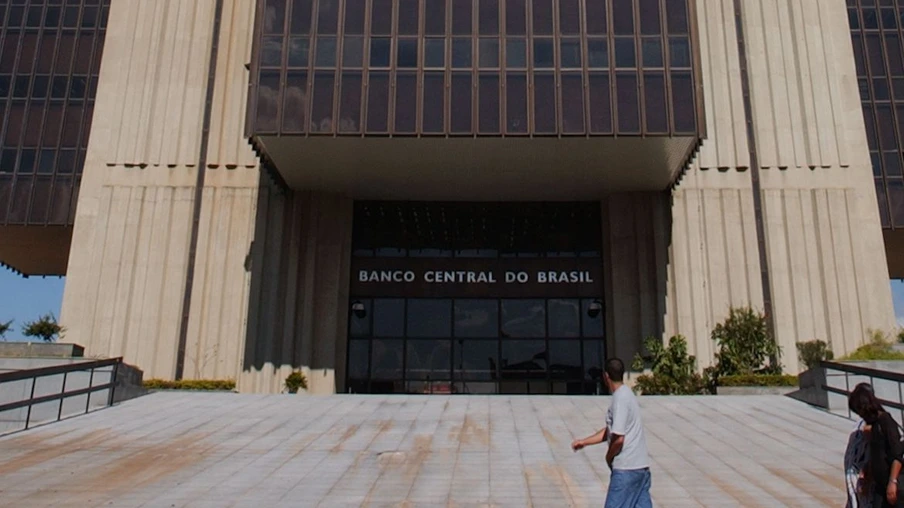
left=633, top=335, right=707, bottom=395
left=796, top=340, right=833, bottom=370
left=840, top=330, right=904, bottom=361
left=898, top=328, right=904, bottom=344
left=0, top=320, right=11, bottom=340
left=711, top=306, right=781, bottom=377
left=22, top=313, right=64, bottom=343
left=285, top=371, right=308, bottom=394
left=717, top=374, right=798, bottom=387
left=143, top=379, right=236, bottom=391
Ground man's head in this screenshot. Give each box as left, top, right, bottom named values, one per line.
left=604, top=358, right=625, bottom=392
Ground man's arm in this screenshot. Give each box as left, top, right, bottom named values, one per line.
left=606, top=434, right=625, bottom=468
left=571, top=428, right=608, bottom=451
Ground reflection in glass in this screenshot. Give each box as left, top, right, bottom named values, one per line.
left=256, top=71, right=280, bottom=131
left=374, top=298, right=405, bottom=336
left=310, top=72, right=335, bottom=132
left=549, top=340, right=582, bottom=379
left=342, top=37, right=363, bottom=67
left=406, top=340, right=452, bottom=380
left=452, top=39, right=472, bottom=68
left=395, top=73, right=417, bottom=132
left=261, top=36, right=283, bottom=67
left=317, top=0, right=340, bottom=34
left=548, top=299, right=580, bottom=337
left=534, top=39, right=554, bottom=68
left=407, top=299, right=452, bottom=337
left=642, top=39, right=662, bottom=68
left=370, top=38, right=391, bottom=67
left=397, top=39, right=418, bottom=68
left=560, top=39, right=582, bottom=68
left=502, top=300, right=546, bottom=338
left=587, top=39, right=608, bottom=68
left=291, top=0, right=314, bottom=34
left=455, top=340, right=498, bottom=380
left=315, top=37, right=337, bottom=67
left=347, top=339, right=370, bottom=379
left=423, top=72, right=445, bottom=133
left=506, top=73, right=528, bottom=133
left=506, top=39, right=527, bottom=68
left=371, top=339, right=404, bottom=380
left=501, top=340, right=547, bottom=379
left=669, top=37, right=691, bottom=68
left=425, top=39, right=445, bottom=67
left=479, top=39, right=499, bottom=68
left=288, top=37, right=310, bottom=67
left=338, top=72, right=362, bottom=132
left=455, top=299, right=499, bottom=337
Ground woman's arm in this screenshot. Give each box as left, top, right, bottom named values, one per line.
left=883, top=414, right=903, bottom=503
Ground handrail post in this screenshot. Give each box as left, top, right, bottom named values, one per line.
left=107, top=360, right=119, bottom=407
left=57, top=372, right=68, bottom=421
left=86, top=368, right=95, bottom=415
left=24, top=376, right=37, bottom=431
left=845, top=372, right=851, bottom=419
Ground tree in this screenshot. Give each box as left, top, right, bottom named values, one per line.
left=633, top=335, right=708, bottom=395
left=22, top=313, right=65, bottom=343
left=710, top=306, right=781, bottom=377
left=0, top=320, right=12, bottom=340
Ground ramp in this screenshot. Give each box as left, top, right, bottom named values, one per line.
left=0, top=394, right=850, bottom=507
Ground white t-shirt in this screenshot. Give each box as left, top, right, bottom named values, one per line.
left=606, top=384, right=650, bottom=470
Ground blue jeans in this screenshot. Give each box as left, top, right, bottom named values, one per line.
left=605, top=468, right=652, bottom=508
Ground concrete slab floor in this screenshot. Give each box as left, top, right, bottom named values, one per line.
left=0, top=393, right=852, bottom=507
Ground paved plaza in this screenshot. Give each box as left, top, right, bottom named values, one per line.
left=0, top=393, right=849, bottom=507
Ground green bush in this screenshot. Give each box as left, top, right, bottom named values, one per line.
left=22, top=313, right=64, bottom=343
left=840, top=330, right=904, bottom=361
left=711, top=306, right=781, bottom=377
left=285, top=371, right=308, bottom=394
left=143, top=379, right=236, bottom=391
left=633, top=335, right=707, bottom=395
left=796, top=340, right=833, bottom=370
left=717, top=374, right=798, bottom=387
left=898, top=328, right=904, bottom=345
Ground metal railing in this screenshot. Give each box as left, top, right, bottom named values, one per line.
left=0, top=357, right=122, bottom=434
left=821, top=360, right=904, bottom=422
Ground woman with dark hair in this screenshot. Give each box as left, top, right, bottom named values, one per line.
left=849, top=383, right=904, bottom=507
left=846, top=383, right=874, bottom=508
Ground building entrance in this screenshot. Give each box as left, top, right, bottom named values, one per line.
left=346, top=202, right=606, bottom=395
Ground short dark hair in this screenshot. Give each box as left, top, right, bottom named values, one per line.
left=849, top=383, right=883, bottom=423
left=605, top=358, right=625, bottom=382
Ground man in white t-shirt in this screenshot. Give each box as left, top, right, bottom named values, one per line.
left=571, top=358, right=652, bottom=508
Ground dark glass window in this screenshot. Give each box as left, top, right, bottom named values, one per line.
left=644, top=72, right=667, bottom=132
left=424, top=38, right=445, bottom=67
left=407, top=340, right=451, bottom=380
left=345, top=0, right=366, bottom=34
left=290, top=0, right=313, bottom=34
left=671, top=71, right=695, bottom=133
left=561, top=39, right=582, bottom=68
left=506, top=72, right=528, bottom=133
left=452, top=38, right=472, bottom=67
left=371, top=0, right=392, bottom=34
left=264, top=0, right=287, bottom=33
left=310, top=72, right=335, bottom=132
left=559, top=0, right=580, bottom=35
left=398, top=0, right=419, bottom=35
left=315, top=36, right=337, bottom=66
left=639, top=0, right=661, bottom=35
left=451, top=72, right=472, bottom=132
left=586, top=0, right=607, bottom=35
left=338, top=72, right=362, bottom=132
left=374, top=298, right=405, bottom=336
left=548, top=299, right=580, bottom=337
left=422, top=72, right=445, bottom=132
left=642, top=38, right=663, bottom=67
left=452, top=0, right=472, bottom=35
left=666, top=0, right=688, bottom=34
left=347, top=340, right=370, bottom=379
left=534, top=72, right=556, bottom=133
left=616, top=72, right=639, bottom=133
left=479, top=73, right=500, bottom=132
left=533, top=39, right=554, bottom=68
left=532, top=0, right=553, bottom=35
left=371, top=339, right=404, bottom=380
left=317, top=0, right=340, bottom=34
left=370, top=38, right=391, bottom=67
left=408, top=300, right=452, bottom=337
left=561, top=73, right=584, bottom=133
left=257, top=71, right=281, bottom=132
left=669, top=37, right=691, bottom=68
left=280, top=82, right=315, bottom=131
left=587, top=38, right=608, bottom=68
left=479, top=39, right=499, bottom=67
left=261, top=36, right=283, bottom=67
left=426, top=0, right=447, bottom=35
left=479, top=0, right=499, bottom=35
left=342, top=36, right=362, bottom=67
left=615, top=37, right=635, bottom=68
left=612, top=0, right=634, bottom=35
left=506, top=0, right=526, bottom=35
left=288, top=37, right=309, bottom=67
left=507, top=38, right=527, bottom=68
left=588, top=72, right=612, bottom=133
left=395, top=72, right=417, bottom=132
left=397, top=39, right=418, bottom=68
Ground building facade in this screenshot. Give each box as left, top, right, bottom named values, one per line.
left=0, top=0, right=898, bottom=394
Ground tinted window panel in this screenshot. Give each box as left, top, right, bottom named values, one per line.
left=506, top=72, right=528, bottom=133
left=534, top=72, right=556, bottom=133
left=423, top=72, right=445, bottom=132
left=479, top=73, right=500, bottom=132
left=395, top=72, right=417, bottom=132
left=338, top=72, right=362, bottom=132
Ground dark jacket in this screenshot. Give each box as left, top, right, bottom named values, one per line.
left=870, top=412, right=904, bottom=494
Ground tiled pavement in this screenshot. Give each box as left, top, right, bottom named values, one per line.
left=0, top=393, right=851, bottom=507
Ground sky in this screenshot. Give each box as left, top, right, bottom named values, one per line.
left=2, top=265, right=904, bottom=341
